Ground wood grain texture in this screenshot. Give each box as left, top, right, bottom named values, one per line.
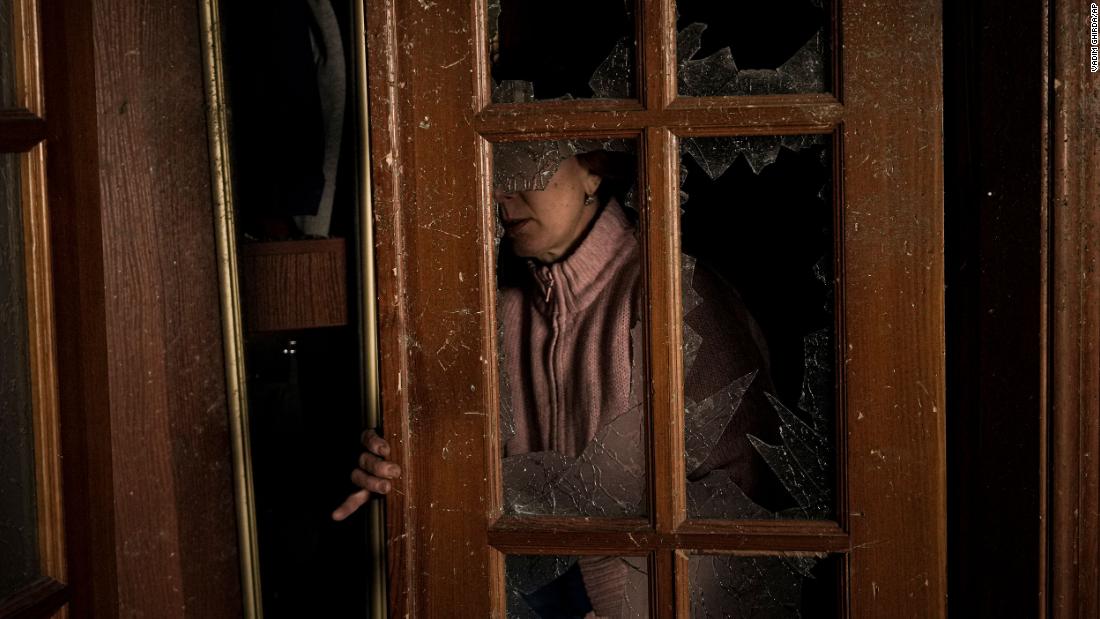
left=364, top=0, right=416, bottom=615
left=39, top=0, right=118, bottom=615
left=389, top=0, right=494, bottom=614
left=474, top=97, right=842, bottom=139
left=239, top=239, right=348, bottom=331
left=1050, top=0, right=1100, bottom=616
left=842, top=1, right=947, bottom=616
left=42, top=0, right=243, bottom=615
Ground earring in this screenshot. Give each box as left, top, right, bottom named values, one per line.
left=583, top=194, right=594, bottom=206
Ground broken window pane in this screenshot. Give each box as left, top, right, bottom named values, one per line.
left=495, top=139, right=647, bottom=518
left=489, top=0, right=636, bottom=103
left=680, top=135, right=835, bottom=521
left=676, top=0, right=830, bottom=96
left=506, top=554, right=649, bottom=618
left=689, top=553, right=840, bottom=618
left=0, top=153, right=40, bottom=597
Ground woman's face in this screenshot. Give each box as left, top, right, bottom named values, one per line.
left=494, top=156, right=602, bottom=263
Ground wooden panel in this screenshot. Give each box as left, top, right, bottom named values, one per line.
left=364, top=0, right=417, bottom=616
left=1050, top=0, right=1100, bottom=616
left=474, top=97, right=843, bottom=138
left=378, top=0, right=494, bottom=616
left=41, top=0, right=243, bottom=615
left=842, top=1, right=947, bottom=616
left=488, top=519, right=849, bottom=554
left=239, top=239, right=348, bottom=331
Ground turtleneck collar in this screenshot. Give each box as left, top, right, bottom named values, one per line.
left=526, top=201, right=638, bottom=315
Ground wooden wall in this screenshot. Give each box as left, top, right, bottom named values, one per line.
left=40, top=0, right=243, bottom=616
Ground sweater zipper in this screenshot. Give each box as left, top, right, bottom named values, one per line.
left=543, top=270, right=555, bottom=305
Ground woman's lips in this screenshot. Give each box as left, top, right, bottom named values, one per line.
left=502, top=218, right=532, bottom=235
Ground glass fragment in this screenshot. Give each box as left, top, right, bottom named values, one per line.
left=680, top=135, right=835, bottom=520
left=0, top=153, right=40, bottom=597
left=507, top=554, right=649, bottom=618
left=489, top=0, right=636, bottom=103
left=689, top=553, right=840, bottom=618
left=676, top=0, right=830, bottom=96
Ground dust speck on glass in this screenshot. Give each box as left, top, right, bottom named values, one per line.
left=680, top=134, right=835, bottom=522
left=676, top=0, right=830, bottom=96
left=0, top=0, right=16, bottom=109
left=0, top=153, right=41, bottom=598
left=488, top=0, right=636, bottom=103
left=506, top=555, right=649, bottom=619
left=689, top=553, right=840, bottom=618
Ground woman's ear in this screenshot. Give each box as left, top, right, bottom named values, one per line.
left=581, top=167, right=602, bottom=200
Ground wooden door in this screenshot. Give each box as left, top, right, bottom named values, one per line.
left=366, top=0, right=945, bottom=616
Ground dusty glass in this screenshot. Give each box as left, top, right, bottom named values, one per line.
left=488, top=0, right=636, bottom=103
left=0, top=153, right=40, bottom=597
left=676, top=0, right=830, bottom=96
left=689, top=553, right=840, bottom=617
left=494, top=138, right=647, bottom=518
left=0, top=0, right=16, bottom=109
left=679, top=134, right=835, bottom=521
left=506, top=554, right=649, bottom=618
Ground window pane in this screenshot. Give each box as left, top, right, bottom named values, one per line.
left=689, top=553, right=840, bottom=617
left=488, top=0, right=636, bottom=103
left=506, top=554, right=649, bottom=618
left=0, top=153, right=40, bottom=597
left=680, top=134, right=835, bottom=521
left=494, top=139, right=648, bottom=518
left=676, top=0, right=830, bottom=96
left=0, top=0, right=15, bottom=108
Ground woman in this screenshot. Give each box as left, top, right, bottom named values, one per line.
left=335, top=150, right=785, bottom=617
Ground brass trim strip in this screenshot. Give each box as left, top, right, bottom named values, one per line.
left=197, top=1, right=264, bottom=617
left=353, top=0, right=389, bottom=616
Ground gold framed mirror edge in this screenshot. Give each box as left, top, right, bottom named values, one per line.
left=352, top=0, right=389, bottom=617
left=198, top=0, right=387, bottom=616
left=197, top=0, right=263, bottom=617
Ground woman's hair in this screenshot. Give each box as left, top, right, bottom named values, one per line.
left=575, top=150, right=636, bottom=208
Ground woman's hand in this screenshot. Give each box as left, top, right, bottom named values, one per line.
left=332, top=429, right=401, bottom=521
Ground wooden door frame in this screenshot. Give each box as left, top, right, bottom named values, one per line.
left=1049, top=1, right=1100, bottom=617
left=366, top=0, right=947, bottom=616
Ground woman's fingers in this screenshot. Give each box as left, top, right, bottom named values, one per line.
left=333, top=430, right=397, bottom=522
left=351, top=468, right=393, bottom=494
left=358, top=451, right=402, bottom=479
left=360, top=429, right=391, bottom=457
left=332, top=489, right=369, bottom=521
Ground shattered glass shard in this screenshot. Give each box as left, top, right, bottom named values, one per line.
left=798, top=328, right=834, bottom=432
left=675, top=0, right=829, bottom=96
left=588, top=37, right=634, bottom=98
left=684, top=371, right=757, bottom=475
left=683, top=134, right=828, bottom=180
left=502, top=405, right=646, bottom=517
left=689, top=554, right=826, bottom=618
left=687, top=470, right=773, bottom=519
left=489, top=0, right=636, bottom=102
